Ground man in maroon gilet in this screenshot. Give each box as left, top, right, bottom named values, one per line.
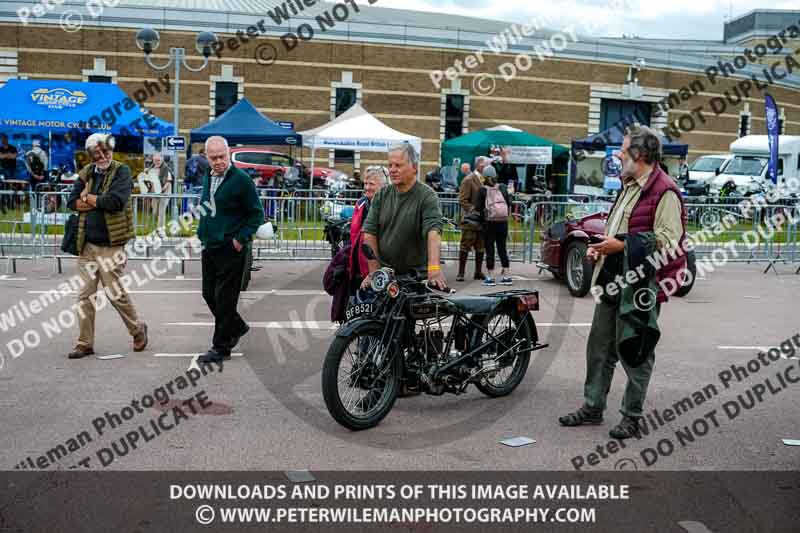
left=559, top=125, right=687, bottom=439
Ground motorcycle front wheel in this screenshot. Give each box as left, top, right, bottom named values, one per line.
left=322, top=323, right=402, bottom=430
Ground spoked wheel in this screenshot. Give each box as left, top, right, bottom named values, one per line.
left=322, top=324, right=402, bottom=430
left=700, top=209, right=721, bottom=228
left=474, top=311, right=533, bottom=397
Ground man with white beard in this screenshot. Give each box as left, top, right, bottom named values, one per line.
left=559, top=125, right=686, bottom=440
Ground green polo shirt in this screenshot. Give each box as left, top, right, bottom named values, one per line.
left=362, top=181, right=443, bottom=274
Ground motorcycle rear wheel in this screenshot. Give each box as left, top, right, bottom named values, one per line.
left=322, top=323, right=402, bottom=430
left=474, top=311, right=533, bottom=397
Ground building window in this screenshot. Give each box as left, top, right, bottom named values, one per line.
left=88, top=75, right=111, bottom=83
left=600, top=99, right=651, bottom=131
left=214, top=81, right=238, bottom=117
left=335, top=87, right=357, bottom=116
left=739, top=114, right=750, bottom=137
left=778, top=118, right=784, bottom=135
left=334, top=87, right=357, bottom=163
left=444, top=94, right=465, bottom=140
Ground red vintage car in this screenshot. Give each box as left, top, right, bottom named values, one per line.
left=538, top=210, right=696, bottom=297
left=229, top=147, right=341, bottom=188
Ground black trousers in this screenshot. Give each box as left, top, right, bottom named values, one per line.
left=201, top=243, right=248, bottom=355
left=483, top=221, right=510, bottom=271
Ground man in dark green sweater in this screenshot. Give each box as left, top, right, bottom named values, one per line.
left=361, top=143, right=446, bottom=289
left=197, top=136, right=264, bottom=363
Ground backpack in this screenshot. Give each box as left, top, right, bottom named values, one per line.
left=185, top=156, right=200, bottom=180
left=485, top=185, right=508, bottom=221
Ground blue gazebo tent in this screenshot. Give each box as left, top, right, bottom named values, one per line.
left=0, top=79, right=174, bottom=137
left=189, top=98, right=301, bottom=146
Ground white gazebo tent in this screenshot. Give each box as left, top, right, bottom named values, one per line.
left=300, top=103, right=423, bottom=185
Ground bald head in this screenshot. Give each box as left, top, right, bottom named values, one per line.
left=205, top=136, right=230, bottom=175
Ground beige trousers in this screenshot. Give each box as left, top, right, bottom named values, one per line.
left=76, top=242, right=142, bottom=348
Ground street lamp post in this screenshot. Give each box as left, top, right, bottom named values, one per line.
left=135, top=28, right=217, bottom=196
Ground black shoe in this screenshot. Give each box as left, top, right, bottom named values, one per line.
left=197, top=349, right=231, bottom=363
left=609, top=416, right=642, bottom=439
left=230, top=323, right=250, bottom=348
left=558, top=406, right=603, bottom=426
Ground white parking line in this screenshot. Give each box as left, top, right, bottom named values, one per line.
left=154, top=352, right=243, bottom=371
left=0, top=275, right=27, bottom=281
left=153, top=353, right=244, bottom=357
left=717, top=346, right=770, bottom=351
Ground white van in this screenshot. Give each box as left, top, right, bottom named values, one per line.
left=710, top=135, right=800, bottom=195
left=687, top=154, right=733, bottom=184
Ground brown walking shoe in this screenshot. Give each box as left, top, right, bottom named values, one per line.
left=133, top=323, right=148, bottom=352
left=67, top=345, right=95, bottom=359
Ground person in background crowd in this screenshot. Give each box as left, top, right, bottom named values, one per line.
left=0, top=134, right=18, bottom=179
left=351, top=169, right=363, bottom=190
left=477, top=165, right=513, bottom=286
left=348, top=165, right=388, bottom=293
left=0, top=134, right=18, bottom=212
left=25, top=140, right=48, bottom=186
left=25, top=140, right=57, bottom=212
left=678, top=157, right=689, bottom=181
left=184, top=148, right=210, bottom=193
left=196, top=136, right=263, bottom=364
left=150, top=152, right=173, bottom=229
left=66, top=133, right=148, bottom=359
left=459, top=162, right=471, bottom=180
left=494, top=147, right=517, bottom=190
left=456, top=156, right=488, bottom=282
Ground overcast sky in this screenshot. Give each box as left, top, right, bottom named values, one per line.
left=374, top=0, right=800, bottom=40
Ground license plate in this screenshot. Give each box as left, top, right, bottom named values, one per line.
left=345, top=302, right=373, bottom=321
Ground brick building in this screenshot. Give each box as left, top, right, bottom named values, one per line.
left=1, top=1, right=799, bottom=177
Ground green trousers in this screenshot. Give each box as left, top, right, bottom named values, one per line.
left=583, top=300, right=660, bottom=417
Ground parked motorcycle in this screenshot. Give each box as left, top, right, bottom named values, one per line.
left=323, top=216, right=351, bottom=258
left=696, top=178, right=766, bottom=227
left=321, top=244, right=547, bottom=430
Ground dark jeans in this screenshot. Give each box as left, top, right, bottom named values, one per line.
left=483, top=221, right=510, bottom=271
left=202, top=242, right=248, bottom=355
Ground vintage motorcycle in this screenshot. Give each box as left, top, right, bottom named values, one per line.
left=321, top=245, right=548, bottom=430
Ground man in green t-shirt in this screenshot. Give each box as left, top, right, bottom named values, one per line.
left=361, top=143, right=447, bottom=290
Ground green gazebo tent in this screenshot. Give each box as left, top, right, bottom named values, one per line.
left=440, top=126, right=568, bottom=169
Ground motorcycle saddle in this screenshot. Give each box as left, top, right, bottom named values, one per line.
left=445, top=294, right=500, bottom=315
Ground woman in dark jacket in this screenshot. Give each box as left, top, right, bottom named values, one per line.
left=476, top=165, right=512, bottom=286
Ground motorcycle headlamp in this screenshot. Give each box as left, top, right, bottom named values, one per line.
left=370, top=268, right=393, bottom=292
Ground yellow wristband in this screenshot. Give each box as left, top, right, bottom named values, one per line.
left=427, top=265, right=441, bottom=272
